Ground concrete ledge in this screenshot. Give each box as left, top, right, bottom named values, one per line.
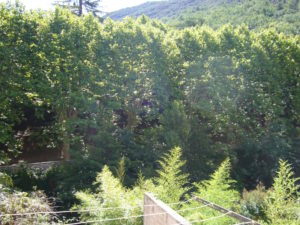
left=144, top=192, right=191, bottom=225
left=0, top=160, right=65, bottom=171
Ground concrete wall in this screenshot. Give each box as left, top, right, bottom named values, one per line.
left=0, top=160, right=64, bottom=172
left=144, top=193, right=191, bottom=225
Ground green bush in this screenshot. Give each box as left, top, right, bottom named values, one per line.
left=182, top=158, right=240, bottom=225
left=74, top=147, right=190, bottom=224
left=153, top=146, right=190, bottom=206
left=74, top=165, right=147, bottom=225
left=0, top=172, right=56, bottom=225
left=265, top=159, right=300, bottom=225
left=240, top=183, right=268, bottom=221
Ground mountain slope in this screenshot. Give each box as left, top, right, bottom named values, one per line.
left=108, top=0, right=227, bottom=20
left=108, top=0, right=300, bottom=34
left=170, top=0, right=300, bottom=33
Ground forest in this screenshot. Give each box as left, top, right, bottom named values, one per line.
left=0, top=0, right=299, bottom=224
left=109, top=0, right=300, bottom=34
left=168, top=0, right=300, bottom=34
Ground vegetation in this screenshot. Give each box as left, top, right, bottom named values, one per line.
left=75, top=165, right=145, bottom=225
left=170, top=0, right=300, bottom=34
left=0, top=173, right=56, bottom=224
left=0, top=0, right=299, bottom=224
left=265, top=160, right=300, bottom=224
left=109, top=0, right=300, bottom=34
left=108, top=0, right=226, bottom=20
left=240, top=183, right=268, bottom=221
left=75, top=149, right=299, bottom=224
left=181, top=158, right=240, bottom=225
left=54, top=0, right=102, bottom=16
left=74, top=147, right=188, bottom=224
left=154, top=147, right=189, bottom=205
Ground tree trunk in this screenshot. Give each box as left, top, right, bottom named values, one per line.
left=61, top=132, right=70, bottom=160
left=79, top=0, right=83, bottom=16
left=58, top=109, right=70, bottom=161
left=58, top=106, right=77, bottom=161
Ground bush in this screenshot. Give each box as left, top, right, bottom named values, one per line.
left=153, top=147, right=190, bottom=206
left=182, top=158, right=240, bottom=225
left=240, top=183, right=268, bottom=221
left=74, top=147, right=190, bottom=224
left=265, top=159, right=300, bottom=225
left=0, top=171, right=57, bottom=224
left=74, top=165, right=147, bottom=225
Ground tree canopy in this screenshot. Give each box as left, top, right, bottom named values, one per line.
left=0, top=2, right=299, bottom=224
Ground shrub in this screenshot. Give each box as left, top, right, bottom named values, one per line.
left=153, top=146, right=190, bottom=206
left=265, top=159, right=300, bottom=225
left=240, top=183, right=268, bottom=221
left=74, top=165, right=147, bottom=225
left=0, top=188, right=55, bottom=225
left=75, top=147, right=190, bottom=224
left=182, top=158, right=240, bottom=225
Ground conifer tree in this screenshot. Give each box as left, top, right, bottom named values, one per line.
left=154, top=147, right=190, bottom=206
left=194, top=158, right=240, bottom=207
left=265, top=159, right=300, bottom=224
left=182, top=158, right=240, bottom=225
left=116, top=156, right=125, bottom=185
left=75, top=166, right=143, bottom=225
left=54, top=0, right=101, bottom=16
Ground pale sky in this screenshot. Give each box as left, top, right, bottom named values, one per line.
left=0, top=0, right=161, bottom=12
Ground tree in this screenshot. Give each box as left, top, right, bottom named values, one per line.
left=116, top=156, right=125, bottom=185
left=182, top=158, right=240, bottom=225
left=154, top=147, right=190, bottom=206
left=75, top=148, right=189, bottom=224
left=54, top=0, right=102, bottom=16
left=265, top=159, right=300, bottom=224
left=195, top=158, right=240, bottom=207
left=75, top=165, right=152, bottom=225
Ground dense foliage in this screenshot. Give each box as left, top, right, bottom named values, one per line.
left=0, top=172, right=56, bottom=224
left=0, top=1, right=299, bottom=224
left=74, top=147, right=188, bottom=224
left=1, top=0, right=300, bottom=187
left=108, top=0, right=223, bottom=20
left=75, top=149, right=299, bottom=224
left=170, top=0, right=300, bottom=34
left=265, top=160, right=299, bottom=224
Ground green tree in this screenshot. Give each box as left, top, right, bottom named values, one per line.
left=182, top=158, right=240, bottom=225
left=75, top=165, right=153, bottom=225
left=195, top=158, right=240, bottom=208
left=154, top=147, right=190, bottom=206
left=54, top=0, right=102, bottom=16
left=265, top=159, right=300, bottom=224
left=158, top=101, right=190, bottom=150
left=116, top=156, right=125, bottom=185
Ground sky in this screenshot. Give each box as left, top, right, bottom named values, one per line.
left=0, top=0, right=161, bottom=12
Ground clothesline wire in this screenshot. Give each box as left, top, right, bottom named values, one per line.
left=0, top=197, right=195, bottom=217
left=233, top=222, right=255, bottom=225
left=65, top=205, right=235, bottom=225
left=187, top=211, right=231, bottom=224
left=65, top=203, right=213, bottom=225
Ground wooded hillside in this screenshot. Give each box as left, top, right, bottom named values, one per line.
left=109, top=0, right=300, bottom=34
